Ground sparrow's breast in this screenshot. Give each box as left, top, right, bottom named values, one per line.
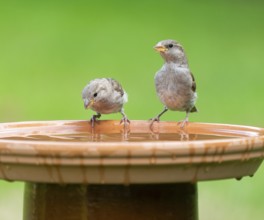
left=91, top=101, right=122, bottom=114
left=155, top=67, right=197, bottom=111
left=91, top=92, right=125, bottom=114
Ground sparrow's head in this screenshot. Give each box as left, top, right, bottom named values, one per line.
left=154, top=39, right=188, bottom=65
left=82, top=78, right=109, bottom=110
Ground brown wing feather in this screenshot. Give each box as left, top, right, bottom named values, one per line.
left=107, top=78, right=124, bottom=96
left=189, top=72, right=198, bottom=112
left=190, top=72, right=196, bottom=92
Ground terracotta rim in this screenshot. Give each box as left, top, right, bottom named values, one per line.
left=0, top=120, right=263, bottom=183
left=0, top=120, right=263, bottom=164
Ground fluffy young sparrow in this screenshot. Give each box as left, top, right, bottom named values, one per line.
left=82, top=78, right=129, bottom=127
left=150, top=39, right=198, bottom=128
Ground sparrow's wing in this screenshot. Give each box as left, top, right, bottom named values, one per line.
left=190, top=72, right=196, bottom=92
left=190, top=105, right=198, bottom=112
left=190, top=72, right=198, bottom=112
left=107, top=78, right=124, bottom=96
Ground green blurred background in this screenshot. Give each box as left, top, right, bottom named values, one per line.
left=0, top=0, right=264, bottom=219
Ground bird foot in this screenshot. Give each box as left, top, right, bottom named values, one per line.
left=149, top=117, right=160, bottom=129
left=177, top=119, right=189, bottom=129
left=120, top=117, right=130, bottom=128
left=90, top=115, right=100, bottom=128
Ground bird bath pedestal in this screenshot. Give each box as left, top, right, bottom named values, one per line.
left=0, top=120, right=263, bottom=220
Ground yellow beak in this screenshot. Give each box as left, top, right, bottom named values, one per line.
left=154, top=45, right=168, bottom=52
left=84, top=99, right=94, bottom=109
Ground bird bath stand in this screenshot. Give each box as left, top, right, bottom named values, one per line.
left=0, top=120, right=263, bottom=220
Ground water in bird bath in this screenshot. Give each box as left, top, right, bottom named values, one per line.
left=1, top=132, right=238, bottom=142
left=0, top=120, right=260, bottom=143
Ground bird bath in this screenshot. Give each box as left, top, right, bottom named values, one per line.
left=0, top=120, right=263, bottom=220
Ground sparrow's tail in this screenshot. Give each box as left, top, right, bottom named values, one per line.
left=190, top=106, right=198, bottom=113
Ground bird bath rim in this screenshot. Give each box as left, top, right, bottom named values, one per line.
left=0, top=120, right=263, bottom=184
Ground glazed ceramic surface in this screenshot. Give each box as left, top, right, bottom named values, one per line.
left=0, top=120, right=263, bottom=184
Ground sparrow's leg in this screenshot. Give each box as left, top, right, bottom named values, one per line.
left=90, top=112, right=101, bottom=128
left=150, top=107, right=168, bottom=127
left=120, top=109, right=130, bottom=127
left=178, top=111, right=190, bottom=128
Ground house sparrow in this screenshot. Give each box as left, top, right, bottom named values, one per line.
left=82, top=78, right=129, bottom=127
left=150, top=39, right=198, bottom=128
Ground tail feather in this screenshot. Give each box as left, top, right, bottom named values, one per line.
left=190, top=106, right=198, bottom=113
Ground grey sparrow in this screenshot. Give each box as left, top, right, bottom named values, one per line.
left=150, top=39, right=198, bottom=128
left=82, top=78, right=129, bottom=127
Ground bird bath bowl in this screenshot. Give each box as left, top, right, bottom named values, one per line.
left=0, top=120, right=263, bottom=220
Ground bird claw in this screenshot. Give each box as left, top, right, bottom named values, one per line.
left=120, top=117, right=130, bottom=127
left=177, top=119, right=189, bottom=129
left=149, top=117, right=160, bottom=129
left=149, top=108, right=168, bottom=129
left=90, top=114, right=101, bottom=128
left=90, top=117, right=97, bottom=128
left=150, top=117, right=160, bottom=122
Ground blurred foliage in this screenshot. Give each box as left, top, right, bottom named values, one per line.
left=0, top=0, right=264, bottom=220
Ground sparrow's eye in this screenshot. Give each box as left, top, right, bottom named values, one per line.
left=93, top=93, right=98, bottom=97
left=168, top=44, right=174, bottom=48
